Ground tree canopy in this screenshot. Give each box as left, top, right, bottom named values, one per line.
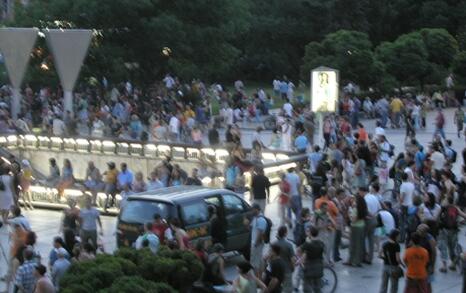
left=4, top=0, right=466, bottom=88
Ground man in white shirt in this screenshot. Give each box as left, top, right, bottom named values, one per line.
left=169, top=115, right=180, bottom=141
left=403, top=161, right=416, bottom=183
left=273, top=79, right=281, bottom=97
left=431, top=146, right=446, bottom=171
left=225, top=106, right=234, bottom=125
left=258, top=89, right=267, bottom=102
left=377, top=209, right=395, bottom=240
left=399, top=173, right=414, bottom=242
left=374, top=121, right=385, bottom=138
left=361, top=186, right=381, bottom=263
left=163, top=74, right=175, bottom=89
left=52, top=115, right=66, bottom=136
left=378, top=135, right=391, bottom=163
left=283, top=100, right=293, bottom=117
left=233, top=108, right=243, bottom=123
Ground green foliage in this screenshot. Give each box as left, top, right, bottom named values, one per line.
left=376, top=32, right=429, bottom=86
left=61, top=248, right=202, bottom=293
left=5, top=0, right=466, bottom=88
left=300, top=30, right=383, bottom=89
left=419, top=28, right=458, bottom=68
left=375, top=29, right=458, bottom=87
left=99, top=276, right=176, bottom=293
left=11, top=0, right=251, bottom=83
left=453, top=51, right=466, bottom=85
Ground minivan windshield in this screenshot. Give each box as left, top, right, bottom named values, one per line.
left=120, top=200, right=173, bottom=224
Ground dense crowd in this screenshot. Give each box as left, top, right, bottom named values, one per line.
left=1, top=76, right=466, bottom=293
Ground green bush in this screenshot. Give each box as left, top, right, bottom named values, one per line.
left=99, top=276, right=176, bottom=293
left=61, top=284, right=93, bottom=293
left=60, top=247, right=202, bottom=293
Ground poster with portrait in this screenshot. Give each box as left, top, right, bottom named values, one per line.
left=311, top=67, right=339, bottom=112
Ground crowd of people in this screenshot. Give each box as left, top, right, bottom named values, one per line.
left=1, top=75, right=466, bottom=293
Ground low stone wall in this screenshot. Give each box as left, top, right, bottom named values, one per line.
left=10, top=148, right=208, bottom=180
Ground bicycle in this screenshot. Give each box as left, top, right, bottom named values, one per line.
left=321, top=265, right=338, bottom=293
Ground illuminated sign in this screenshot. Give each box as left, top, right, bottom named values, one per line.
left=311, top=67, right=339, bottom=112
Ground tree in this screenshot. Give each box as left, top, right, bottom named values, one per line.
left=419, top=28, right=458, bottom=68
left=452, top=51, right=466, bottom=85
left=300, top=30, right=383, bottom=89
left=11, top=0, right=251, bottom=84
left=376, top=32, right=429, bottom=87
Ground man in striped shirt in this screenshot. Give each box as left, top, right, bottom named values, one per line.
left=15, top=249, right=37, bottom=293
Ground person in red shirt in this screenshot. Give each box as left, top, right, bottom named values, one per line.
left=357, top=123, right=369, bottom=142
left=403, top=232, right=429, bottom=293
left=314, top=187, right=339, bottom=221
left=278, top=173, right=291, bottom=226
left=152, top=214, right=170, bottom=244
left=339, top=117, right=352, bottom=136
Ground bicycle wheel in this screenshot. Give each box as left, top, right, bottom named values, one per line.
left=321, top=266, right=338, bottom=293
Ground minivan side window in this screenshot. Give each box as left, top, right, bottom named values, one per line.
left=205, top=196, right=221, bottom=208
left=181, top=201, right=209, bottom=226
left=222, top=194, right=245, bottom=215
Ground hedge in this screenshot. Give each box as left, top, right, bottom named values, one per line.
left=60, top=247, right=203, bottom=293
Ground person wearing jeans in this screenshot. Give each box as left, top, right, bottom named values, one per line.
left=79, top=196, right=103, bottom=249
left=379, top=229, right=402, bottom=293
left=399, top=173, right=414, bottom=242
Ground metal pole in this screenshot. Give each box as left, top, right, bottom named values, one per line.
left=63, top=90, right=73, bottom=117
left=317, top=112, right=324, bottom=148
left=11, top=87, right=21, bottom=119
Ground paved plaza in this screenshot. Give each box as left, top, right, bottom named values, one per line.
left=1, top=108, right=466, bottom=292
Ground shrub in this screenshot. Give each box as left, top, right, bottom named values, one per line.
left=61, top=246, right=203, bottom=292
left=99, top=276, right=176, bottom=293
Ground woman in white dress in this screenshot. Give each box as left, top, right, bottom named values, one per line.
left=0, top=165, right=14, bottom=223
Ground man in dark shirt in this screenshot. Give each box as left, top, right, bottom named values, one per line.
left=186, top=168, right=202, bottom=186
left=299, top=227, right=325, bottom=292
left=264, top=244, right=286, bottom=293
left=380, top=229, right=401, bottom=293
left=208, top=126, right=220, bottom=146
left=251, top=167, right=271, bottom=211
left=273, top=226, right=295, bottom=292
left=208, top=205, right=227, bottom=245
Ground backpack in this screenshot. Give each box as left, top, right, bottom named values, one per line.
left=440, top=205, right=459, bottom=230
left=260, top=216, right=273, bottom=244
left=406, top=207, right=421, bottom=233
left=448, top=147, right=457, bottom=163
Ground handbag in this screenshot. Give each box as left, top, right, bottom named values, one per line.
left=387, top=250, right=404, bottom=278
left=391, top=265, right=404, bottom=279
